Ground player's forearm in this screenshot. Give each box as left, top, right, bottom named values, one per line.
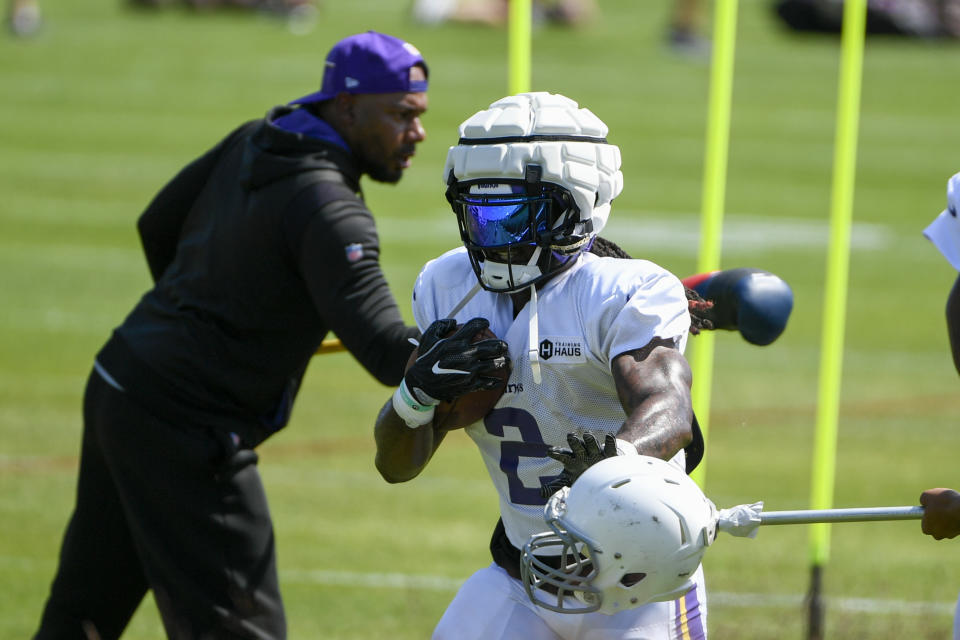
left=617, top=393, right=693, bottom=460
left=612, top=343, right=694, bottom=460
left=373, top=399, right=443, bottom=483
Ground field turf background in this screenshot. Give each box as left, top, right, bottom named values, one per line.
left=3, top=0, right=960, bottom=637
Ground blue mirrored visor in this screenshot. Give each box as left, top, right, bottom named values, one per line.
left=463, top=196, right=548, bottom=248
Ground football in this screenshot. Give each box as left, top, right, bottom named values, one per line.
left=404, top=324, right=510, bottom=430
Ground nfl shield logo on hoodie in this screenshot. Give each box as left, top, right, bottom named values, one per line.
left=344, top=243, right=364, bottom=263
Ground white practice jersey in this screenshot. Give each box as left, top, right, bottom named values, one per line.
left=412, top=248, right=692, bottom=551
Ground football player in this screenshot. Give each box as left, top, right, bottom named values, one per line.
left=375, top=90, right=795, bottom=638
left=375, top=91, right=710, bottom=639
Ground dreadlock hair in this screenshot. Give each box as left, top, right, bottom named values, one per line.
left=589, top=235, right=633, bottom=259
left=589, top=236, right=714, bottom=335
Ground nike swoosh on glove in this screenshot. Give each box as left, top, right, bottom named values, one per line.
left=404, top=317, right=510, bottom=405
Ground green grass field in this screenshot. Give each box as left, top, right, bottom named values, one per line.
left=3, top=0, right=960, bottom=637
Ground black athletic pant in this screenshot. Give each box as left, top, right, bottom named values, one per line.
left=34, top=369, right=286, bottom=639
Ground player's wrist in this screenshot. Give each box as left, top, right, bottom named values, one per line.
left=393, top=381, right=436, bottom=428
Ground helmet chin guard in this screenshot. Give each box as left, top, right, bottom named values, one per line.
left=520, top=456, right=718, bottom=615
left=478, top=246, right=544, bottom=290
left=444, top=92, right=623, bottom=293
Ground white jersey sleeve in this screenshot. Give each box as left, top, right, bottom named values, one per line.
left=923, top=172, right=960, bottom=272
left=577, top=255, right=691, bottom=364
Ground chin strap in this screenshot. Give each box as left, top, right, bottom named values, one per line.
left=444, top=281, right=483, bottom=320
left=528, top=284, right=541, bottom=385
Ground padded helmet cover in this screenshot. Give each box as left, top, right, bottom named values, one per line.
left=444, top=92, right=624, bottom=237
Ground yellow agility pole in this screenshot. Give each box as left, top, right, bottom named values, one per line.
left=508, top=0, right=532, bottom=94
left=806, top=0, right=868, bottom=637
left=688, top=0, right=739, bottom=488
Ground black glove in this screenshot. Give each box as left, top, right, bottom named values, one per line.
left=404, top=317, right=509, bottom=405
left=539, top=432, right=619, bottom=499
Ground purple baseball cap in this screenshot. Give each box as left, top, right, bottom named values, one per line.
left=290, top=31, right=429, bottom=105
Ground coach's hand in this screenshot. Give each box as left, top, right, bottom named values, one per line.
left=540, top=432, right=635, bottom=499
left=404, top=317, right=509, bottom=405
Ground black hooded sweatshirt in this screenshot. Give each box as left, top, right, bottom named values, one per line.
left=96, top=106, right=418, bottom=446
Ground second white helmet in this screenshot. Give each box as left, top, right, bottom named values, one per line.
left=520, top=455, right=717, bottom=615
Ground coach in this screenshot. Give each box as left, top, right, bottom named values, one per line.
left=34, top=31, right=429, bottom=639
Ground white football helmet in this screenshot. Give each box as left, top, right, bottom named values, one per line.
left=520, top=455, right=718, bottom=615
left=443, top=92, right=624, bottom=292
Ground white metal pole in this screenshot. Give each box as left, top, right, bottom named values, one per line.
left=760, top=506, right=923, bottom=526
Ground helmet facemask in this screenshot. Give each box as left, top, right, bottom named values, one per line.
left=521, top=487, right=605, bottom=613
left=447, top=165, right=594, bottom=293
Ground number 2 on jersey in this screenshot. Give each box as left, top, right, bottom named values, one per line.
left=483, top=407, right=557, bottom=506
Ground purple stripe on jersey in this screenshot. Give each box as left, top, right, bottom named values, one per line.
left=672, top=586, right=705, bottom=640
left=677, top=586, right=706, bottom=640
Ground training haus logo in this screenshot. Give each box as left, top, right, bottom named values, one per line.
left=537, top=337, right=586, bottom=364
